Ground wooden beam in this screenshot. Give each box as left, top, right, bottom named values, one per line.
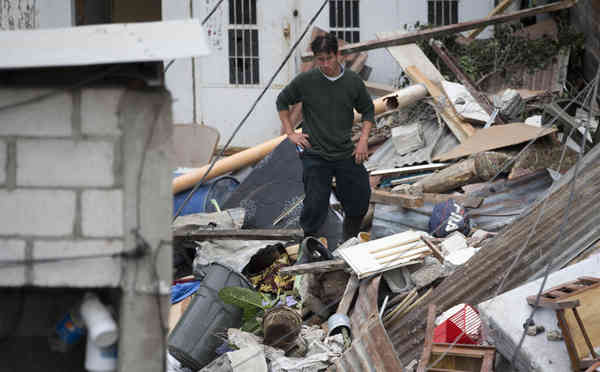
left=421, top=236, right=445, bottom=264
left=405, top=65, right=476, bottom=143
left=377, top=30, right=443, bottom=84
left=173, top=228, right=303, bottom=241
left=422, top=193, right=484, bottom=209
left=466, top=0, right=516, bottom=40
left=371, top=163, right=449, bottom=177
left=371, top=189, right=424, bottom=208
left=429, top=40, right=504, bottom=123
left=278, top=258, right=348, bottom=276
left=364, top=81, right=397, bottom=97
left=301, top=0, right=578, bottom=61
left=417, top=304, right=437, bottom=372
left=336, top=275, right=360, bottom=315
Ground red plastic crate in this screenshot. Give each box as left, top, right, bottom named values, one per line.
left=433, top=304, right=481, bottom=345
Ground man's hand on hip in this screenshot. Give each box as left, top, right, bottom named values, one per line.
left=288, top=132, right=311, bottom=150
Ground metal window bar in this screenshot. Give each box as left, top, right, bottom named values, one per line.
left=428, top=0, right=458, bottom=26
left=329, top=0, right=359, bottom=43
left=229, top=0, right=259, bottom=85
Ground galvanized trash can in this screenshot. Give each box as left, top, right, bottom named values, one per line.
left=168, top=262, right=251, bottom=370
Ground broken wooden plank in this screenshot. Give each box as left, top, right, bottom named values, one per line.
left=422, top=193, right=484, bottom=209
left=301, top=0, right=578, bottom=61
left=417, top=304, right=437, bottom=372
left=434, top=123, right=557, bottom=162
left=339, top=231, right=428, bottom=278
left=416, top=152, right=510, bottom=194
left=364, top=81, right=397, bottom=97
left=405, top=66, right=476, bottom=143
left=429, top=40, right=503, bottom=123
left=278, top=258, right=348, bottom=276
left=173, top=228, right=303, bottom=241
left=377, top=30, right=444, bottom=84
left=466, top=0, right=516, bottom=41
left=370, top=163, right=449, bottom=177
left=371, top=189, right=424, bottom=208
left=350, top=52, right=368, bottom=73
left=336, top=274, right=360, bottom=315
left=421, top=236, right=445, bottom=264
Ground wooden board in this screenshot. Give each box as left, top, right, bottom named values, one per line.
left=172, top=123, right=219, bottom=168
left=405, top=66, right=476, bottom=143
left=338, top=230, right=428, bottom=278
left=434, top=123, right=557, bottom=161
left=370, top=189, right=424, bottom=208
left=364, top=81, right=397, bottom=97
left=370, top=163, right=449, bottom=176
left=563, top=285, right=600, bottom=359
left=377, top=30, right=444, bottom=84
left=168, top=295, right=193, bottom=334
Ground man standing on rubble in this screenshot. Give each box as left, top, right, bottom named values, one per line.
left=276, top=33, right=375, bottom=242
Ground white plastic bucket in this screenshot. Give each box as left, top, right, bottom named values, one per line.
left=80, top=293, right=118, bottom=347
left=85, top=334, right=117, bottom=372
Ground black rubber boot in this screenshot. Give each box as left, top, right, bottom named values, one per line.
left=297, top=237, right=333, bottom=265
left=342, top=215, right=363, bottom=242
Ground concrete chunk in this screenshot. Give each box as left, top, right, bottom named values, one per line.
left=478, top=254, right=600, bottom=372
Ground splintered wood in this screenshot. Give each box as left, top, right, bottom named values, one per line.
left=338, top=231, right=430, bottom=279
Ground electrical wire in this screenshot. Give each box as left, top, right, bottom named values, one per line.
left=172, top=0, right=330, bottom=221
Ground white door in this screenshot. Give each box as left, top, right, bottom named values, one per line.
left=194, top=0, right=298, bottom=147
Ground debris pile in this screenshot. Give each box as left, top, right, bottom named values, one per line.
left=167, top=2, right=600, bottom=371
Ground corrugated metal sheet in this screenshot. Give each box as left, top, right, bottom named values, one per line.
left=365, top=117, right=460, bottom=170
left=333, top=275, right=404, bottom=372
left=385, top=143, right=600, bottom=365
left=372, top=170, right=553, bottom=238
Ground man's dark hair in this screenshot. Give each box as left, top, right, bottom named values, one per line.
left=310, top=33, right=338, bottom=55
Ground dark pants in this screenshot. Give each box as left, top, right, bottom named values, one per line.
left=300, top=153, right=371, bottom=236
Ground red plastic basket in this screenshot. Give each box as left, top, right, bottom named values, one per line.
left=433, top=304, right=481, bottom=345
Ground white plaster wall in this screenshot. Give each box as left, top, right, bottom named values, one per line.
left=162, top=0, right=194, bottom=124
left=0, top=0, right=73, bottom=30
left=163, top=0, right=496, bottom=147
left=36, top=0, right=74, bottom=28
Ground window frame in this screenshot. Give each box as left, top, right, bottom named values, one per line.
left=427, top=0, right=459, bottom=27
left=228, top=0, right=260, bottom=86
left=329, top=0, right=360, bottom=44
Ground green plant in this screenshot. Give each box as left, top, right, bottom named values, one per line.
left=416, top=18, right=585, bottom=87
left=218, top=287, right=297, bottom=333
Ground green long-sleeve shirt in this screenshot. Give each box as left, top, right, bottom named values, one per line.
left=276, top=68, right=375, bottom=161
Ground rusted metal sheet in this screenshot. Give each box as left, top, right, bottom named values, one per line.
left=372, top=170, right=553, bottom=238
left=386, top=143, right=600, bottom=365
left=333, top=275, right=404, bottom=372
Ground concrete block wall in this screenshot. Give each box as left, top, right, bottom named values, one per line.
left=0, top=87, right=129, bottom=287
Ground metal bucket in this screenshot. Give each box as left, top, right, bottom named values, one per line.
left=168, top=263, right=251, bottom=370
